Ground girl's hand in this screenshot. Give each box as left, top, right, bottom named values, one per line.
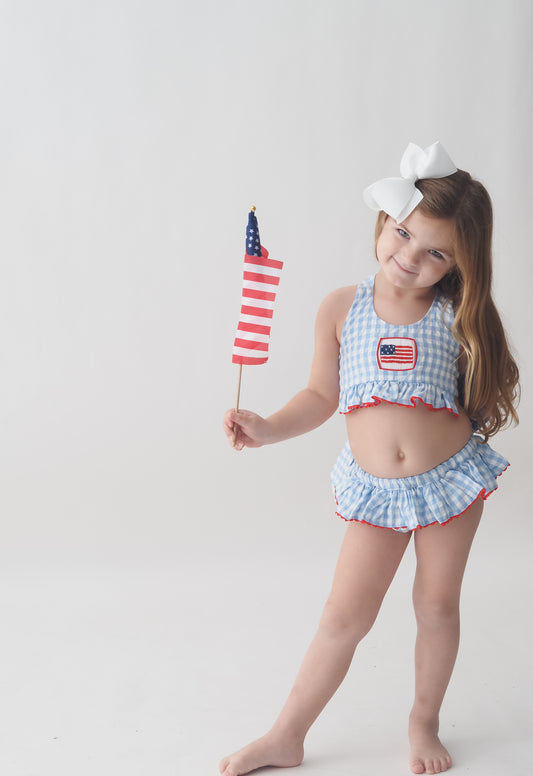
left=223, top=409, right=271, bottom=451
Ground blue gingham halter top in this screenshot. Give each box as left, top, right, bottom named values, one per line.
left=339, top=274, right=460, bottom=415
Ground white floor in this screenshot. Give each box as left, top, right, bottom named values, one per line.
left=0, top=519, right=531, bottom=776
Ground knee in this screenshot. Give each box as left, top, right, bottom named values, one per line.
left=318, top=597, right=378, bottom=643
left=413, top=593, right=460, bottom=628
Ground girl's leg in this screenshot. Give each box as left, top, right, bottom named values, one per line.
left=220, top=521, right=411, bottom=776
left=409, top=500, right=483, bottom=775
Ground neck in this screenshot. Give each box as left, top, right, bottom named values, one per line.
left=374, top=270, right=436, bottom=304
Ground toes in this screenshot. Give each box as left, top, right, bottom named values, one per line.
left=411, top=752, right=453, bottom=775
left=218, top=759, right=232, bottom=776
left=431, top=755, right=452, bottom=773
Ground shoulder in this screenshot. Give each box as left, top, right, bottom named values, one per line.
left=316, top=285, right=358, bottom=342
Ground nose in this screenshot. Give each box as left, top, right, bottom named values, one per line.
left=398, top=246, right=420, bottom=270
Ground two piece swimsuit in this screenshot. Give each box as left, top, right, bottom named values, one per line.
left=331, top=274, right=509, bottom=532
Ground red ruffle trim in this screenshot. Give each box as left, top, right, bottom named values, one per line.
left=340, top=395, right=458, bottom=416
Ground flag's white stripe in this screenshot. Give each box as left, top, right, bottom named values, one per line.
left=235, top=330, right=271, bottom=344
left=232, top=345, right=270, bottom=358
left=242, top=280, right=280, bottom=294
left=240, top=296, right=276, bottom=310
left=243, top=263, right=283, bottom=278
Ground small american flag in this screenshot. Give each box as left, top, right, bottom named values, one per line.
left=232, top=209, right=283, bottom=366
left=377, top=337, right=417, bottom=371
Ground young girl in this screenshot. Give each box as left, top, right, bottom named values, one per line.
left=220, top=142, right=519, bottom=776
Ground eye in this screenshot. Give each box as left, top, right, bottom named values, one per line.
left=397, top=228, right=409, bottom=239
left=428, top=249, right=444, bottom=259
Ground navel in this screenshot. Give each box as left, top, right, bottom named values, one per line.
left=397, top=449, right=406, bottom=462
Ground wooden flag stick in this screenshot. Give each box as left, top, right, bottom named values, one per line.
left=233, top=363, right=243, bottom=446
left=235, top=363, right=243, bottom=413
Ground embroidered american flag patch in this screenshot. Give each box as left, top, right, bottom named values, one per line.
left=377, top=337, right=417, bottom=371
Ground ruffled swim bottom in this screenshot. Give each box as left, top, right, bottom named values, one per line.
left=331, top=436, right=509, bottom=532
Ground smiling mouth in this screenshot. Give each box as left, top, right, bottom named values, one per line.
left=393, top=257, right=417, bottom=274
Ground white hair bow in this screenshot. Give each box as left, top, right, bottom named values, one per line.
left=363, top=142, right=457, bottom=223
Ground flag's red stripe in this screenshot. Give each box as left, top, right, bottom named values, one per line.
left=240, top=305, right=274, bottom=318
left=233, top=355, right=268, bottom=365
left=238, top=321, right=271, bottom=336
left=244, top=253, right=283, bottom=271
left=243, top=271, right=280, bottom=286
left=242, top=287, right=277, bottom=302
left=233, top=338, right=269, bottom=352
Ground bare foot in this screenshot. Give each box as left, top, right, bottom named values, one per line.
left=409, top=714, right=452, bottom=774
left=219, top=732, right=304, bottom=776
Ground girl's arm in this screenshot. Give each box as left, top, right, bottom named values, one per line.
left=223, top=287, right=355, bottom=451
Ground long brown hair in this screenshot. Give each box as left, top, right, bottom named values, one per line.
left=374, top=170, right=519, bottom=440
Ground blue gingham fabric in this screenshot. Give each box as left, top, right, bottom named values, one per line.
left=331, top=436, right=509, bottom=532
left=339, top=274, right=460, bottom=414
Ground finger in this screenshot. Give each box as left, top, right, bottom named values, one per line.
left=223, top=411, right=239, bottom=435
left=231, top=430, right=245, bottom=451
left=223, top=417, right=235, bottom=440
left=228, top=420, right=244, bottom=450
left=224, top=409, right=243, bottom=429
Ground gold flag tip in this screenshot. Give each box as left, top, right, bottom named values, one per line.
left=250, top=205, right=256, bottom=212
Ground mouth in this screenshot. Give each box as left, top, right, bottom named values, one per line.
left=393, top=257, right=417, bottom=275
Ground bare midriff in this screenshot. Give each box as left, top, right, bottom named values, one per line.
left=345, top=400, right=473, bottom=479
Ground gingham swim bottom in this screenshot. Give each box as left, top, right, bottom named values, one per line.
left=331, top=435, right=509, bottom=532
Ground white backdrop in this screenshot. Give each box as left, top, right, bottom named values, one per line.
left=0, top=2, right=531, bottom=773
left=0, top=0, right=530, bottom=568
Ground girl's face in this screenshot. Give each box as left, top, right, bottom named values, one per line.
left=376, top=210, right=456, bottom=291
